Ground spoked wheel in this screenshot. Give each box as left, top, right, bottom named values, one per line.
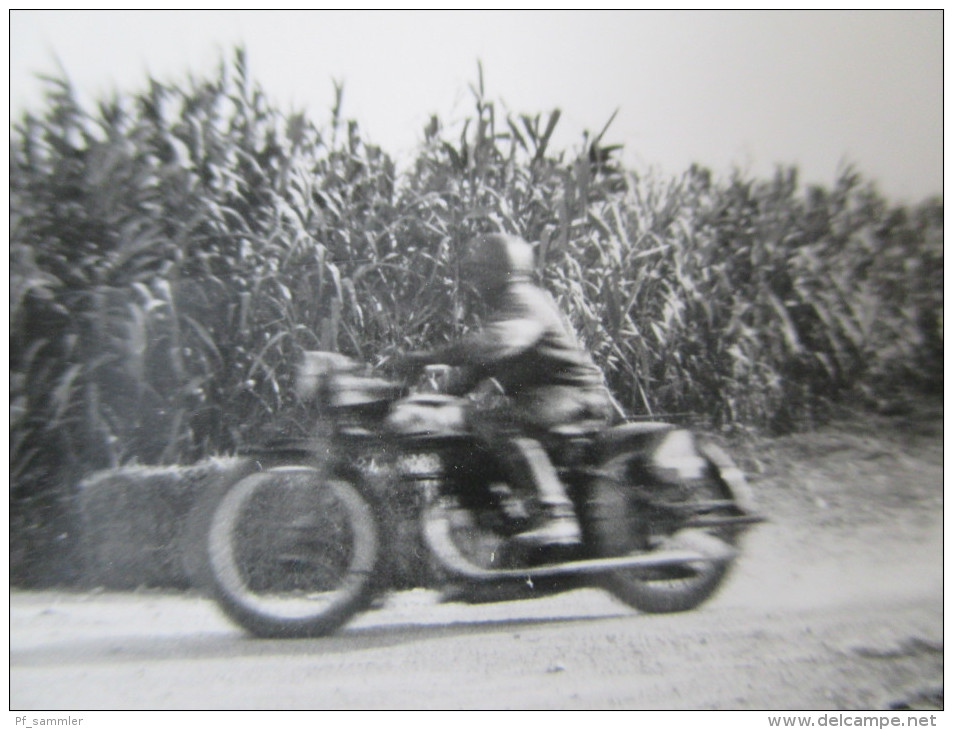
left=588, top=454, right=739, bottom=614
left=205, top=466, right=381, bottom=638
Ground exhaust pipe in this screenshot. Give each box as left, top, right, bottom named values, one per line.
left=423, top=512, right=735, bottom=582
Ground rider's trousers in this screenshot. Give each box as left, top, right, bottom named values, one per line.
left=469, top=385, right=612, bottom=510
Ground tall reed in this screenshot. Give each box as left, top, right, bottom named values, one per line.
left=10, top=50, right=942, bottom=584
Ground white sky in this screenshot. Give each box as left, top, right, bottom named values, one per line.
left=9, top=9, right=944, bottom=203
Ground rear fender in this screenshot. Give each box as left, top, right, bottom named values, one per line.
left=593, top=421, right=675, bottom=463
left=596, top=424, right=756, bottom=514
left=595, top=424, right=716, bottom=485
left=696, top=441, right=758, bottom=514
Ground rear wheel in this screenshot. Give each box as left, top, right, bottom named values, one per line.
left=205, top=466, right=381, bottom=638
left=588, top=454, right=738, bottom=614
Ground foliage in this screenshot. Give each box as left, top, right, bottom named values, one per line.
left=553, top=164, right=943, bottom=429
left=10, top=50, right=942, bottom=584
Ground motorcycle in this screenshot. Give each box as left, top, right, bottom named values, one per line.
left=187, top=351, right=763, bottom=638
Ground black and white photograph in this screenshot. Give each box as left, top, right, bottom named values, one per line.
left=9, top=9, right=943, bottom=718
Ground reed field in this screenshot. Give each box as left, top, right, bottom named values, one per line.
left=10, top=51, right=942, bottom=584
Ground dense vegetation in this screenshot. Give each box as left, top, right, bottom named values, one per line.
left=11, top=51, right=942, bottom=584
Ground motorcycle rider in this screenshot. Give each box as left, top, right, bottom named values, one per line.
left=401, top=233, right=612, bottom=547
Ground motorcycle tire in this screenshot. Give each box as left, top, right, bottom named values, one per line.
left=204, top=465, right=382, bottom=638
left=588, top=454, right=738, bottom=614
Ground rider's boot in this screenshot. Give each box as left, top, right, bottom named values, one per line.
left=511, top=501, right=582, bottom=547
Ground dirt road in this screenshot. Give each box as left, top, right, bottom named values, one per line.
left=10, top=512, right=942, bottom=711
left=10, top=410, right=944, bottom=710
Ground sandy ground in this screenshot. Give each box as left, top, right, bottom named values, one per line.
left=10, top=410, right=944, bottom=710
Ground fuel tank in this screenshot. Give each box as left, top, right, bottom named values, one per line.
left=386, top=393, right=469, bottom=436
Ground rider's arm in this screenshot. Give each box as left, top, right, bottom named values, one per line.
left=434, top=316, right=546, bottom=370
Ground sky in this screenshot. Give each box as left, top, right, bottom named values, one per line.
left=9, top=9, right=944, bottom=203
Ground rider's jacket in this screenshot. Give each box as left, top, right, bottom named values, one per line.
left=432, top=280, right=605, bottom=397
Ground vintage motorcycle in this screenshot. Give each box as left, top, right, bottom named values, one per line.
left=187, top=351, right=763, bottom=638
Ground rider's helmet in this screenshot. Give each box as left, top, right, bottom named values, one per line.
left=461, top=233, right=535, bottom=296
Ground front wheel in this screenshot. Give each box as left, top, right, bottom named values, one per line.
left=588, top=454, right=738, bottom=614
left=205, top=466, right=382, bottom=638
